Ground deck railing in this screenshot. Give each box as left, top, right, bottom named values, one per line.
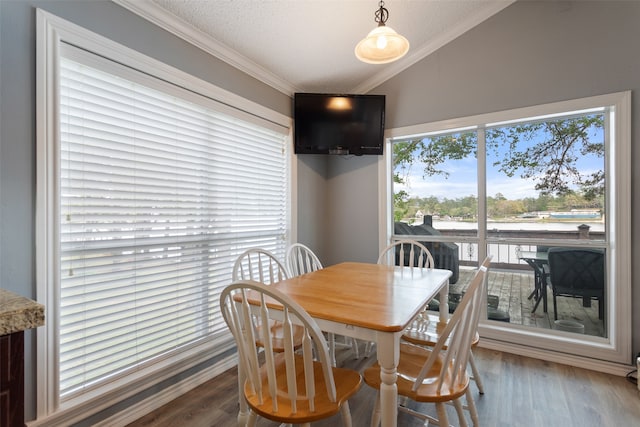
left=440, top=228, right=605, bottom=270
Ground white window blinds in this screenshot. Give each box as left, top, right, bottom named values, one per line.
left=58, top=49, right=289, bottom=398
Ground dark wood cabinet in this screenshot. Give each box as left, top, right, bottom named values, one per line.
left=0, top=331, right=24, bottom=427
left=0, top=289, right=44, bottom=427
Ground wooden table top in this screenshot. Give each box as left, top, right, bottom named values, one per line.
left=270, top=262, right=452, bottom=333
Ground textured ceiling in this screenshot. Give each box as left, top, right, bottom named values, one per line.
left=117, top=0, right=514, bottom=95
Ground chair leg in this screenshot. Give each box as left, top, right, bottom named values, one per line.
left=398, top=395, right=410, bottom=407
left=247, top=410, right=258, bottom=427
left=553, top=293, right=558, bottom=320
left=453, top=398, right=468, bottom=427
left=340, top=401, right=353, bottom=427
left=435, top=402, right=449, bottom=427
left=364, top=341, right=373, bottom=357
left=328, top=332, right=337, bottom=366
left=599, top=296, right=605, bottom=320
left=466, top=388, right=480, bottom=426
left=469, top=350, right=484, bottom=394
left=351, top=338, right=360, bottom=358
left=370, top=391, right=381, bottom=427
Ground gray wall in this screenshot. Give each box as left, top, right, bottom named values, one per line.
left=382, top=1, right=639, bottom=128
left=294, top=155, right=328, bottom=259
left=0, top=0, right=290, bottom=421
left=2, top=0, right=639, bottom=423
left=325, top=0, right=640, bottom=354
left=295, top=154, right=382, bottom=267
left=324, top=155, right=381, bottom=265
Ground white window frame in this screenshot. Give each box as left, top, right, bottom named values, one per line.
left=379, top=92, right=632, bottom=373
left=35, top=9, right=295, bottom=425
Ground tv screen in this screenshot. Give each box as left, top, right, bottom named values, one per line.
left=293, top=93, right=385, bottom=155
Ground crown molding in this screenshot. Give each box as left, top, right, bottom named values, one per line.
left=113, top=0, right=297, bottom=96
left=351, top=0, right=515, bottom=94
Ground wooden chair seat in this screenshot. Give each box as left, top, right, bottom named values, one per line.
left=402, top=313, right=480, bottom=348
left=246, top=353, right=362, bottom=424
left=403, top=313, right=485, bottom=402
left=363, top=342, right=469, bottom=404
left=254, top=320, right=306, bottom=352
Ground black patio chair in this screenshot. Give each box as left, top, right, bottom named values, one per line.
left=547, top=247, right=605, bottom=321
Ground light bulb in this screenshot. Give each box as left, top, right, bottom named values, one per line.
left=376, top=35, right=388, bottom=50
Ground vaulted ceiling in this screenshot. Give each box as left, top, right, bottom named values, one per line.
left=116, top=0, right=514, bottom=95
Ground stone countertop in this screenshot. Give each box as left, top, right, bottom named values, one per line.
left=0, top=288, right=45, bottom=335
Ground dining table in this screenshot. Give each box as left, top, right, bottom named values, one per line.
left=519, top=250, right=549, bottom=313
left=234, top=261, right=452, bottom=427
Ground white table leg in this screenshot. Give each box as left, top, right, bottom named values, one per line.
left=376, top=332, right=400, bottom=427
left=439, top=280, right=450, bottom=323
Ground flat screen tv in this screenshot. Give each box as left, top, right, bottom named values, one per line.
left=293, top=93, right=385, bottom=155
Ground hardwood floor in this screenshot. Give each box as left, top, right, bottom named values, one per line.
left=126, top=345, right=640, bottom=427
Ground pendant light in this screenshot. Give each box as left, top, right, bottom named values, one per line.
left=355, top=1, right=410, bottom=64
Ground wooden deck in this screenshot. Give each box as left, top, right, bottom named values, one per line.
left=453, top=267, right=606, bottom=337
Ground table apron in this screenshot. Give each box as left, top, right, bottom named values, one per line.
left=313, top=318, right=381, bottom=342
left=247, top=305, right=386, bottom=342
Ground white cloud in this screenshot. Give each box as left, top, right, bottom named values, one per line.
left=397, top=170, right=539, bottom=200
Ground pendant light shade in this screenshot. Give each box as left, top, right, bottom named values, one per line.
left=355, top=1, right=409, bottom=64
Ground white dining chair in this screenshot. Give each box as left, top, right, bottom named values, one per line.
left=403, top=256, right=491, bottom=397
left=232, top=248, right=289, bottom=284
left=286, top=242, right=323, bottom=277
left=377, top=239, right=435, bottom=269
left=367, top=239, right=435, bottom=357
left=232, top=248, right=296, bottom=353
left=285, top=243, right=360, bottom=364
left=220, top=280, right=362, bottom=427
left=364, top=259, right=489, bottom=427
left=402, top=256, right=492, bottom=427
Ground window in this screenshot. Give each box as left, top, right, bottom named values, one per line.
left=36, top=10, right=291, bottom=423
left=381, top=92, right=631, bottom=367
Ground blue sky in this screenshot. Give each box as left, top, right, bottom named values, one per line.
left=394, top=121, right=605, bottom=201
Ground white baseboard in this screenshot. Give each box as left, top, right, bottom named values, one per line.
left=479, top=338, right=634, bottom=377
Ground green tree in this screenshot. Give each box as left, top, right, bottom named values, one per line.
left=393, top=132, right=477, bottom=180
left=393, top=115, right=605, bottom=200
left=486, top=114, right=605, bottom=199
left=393, top=189, right=409, bottom=221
